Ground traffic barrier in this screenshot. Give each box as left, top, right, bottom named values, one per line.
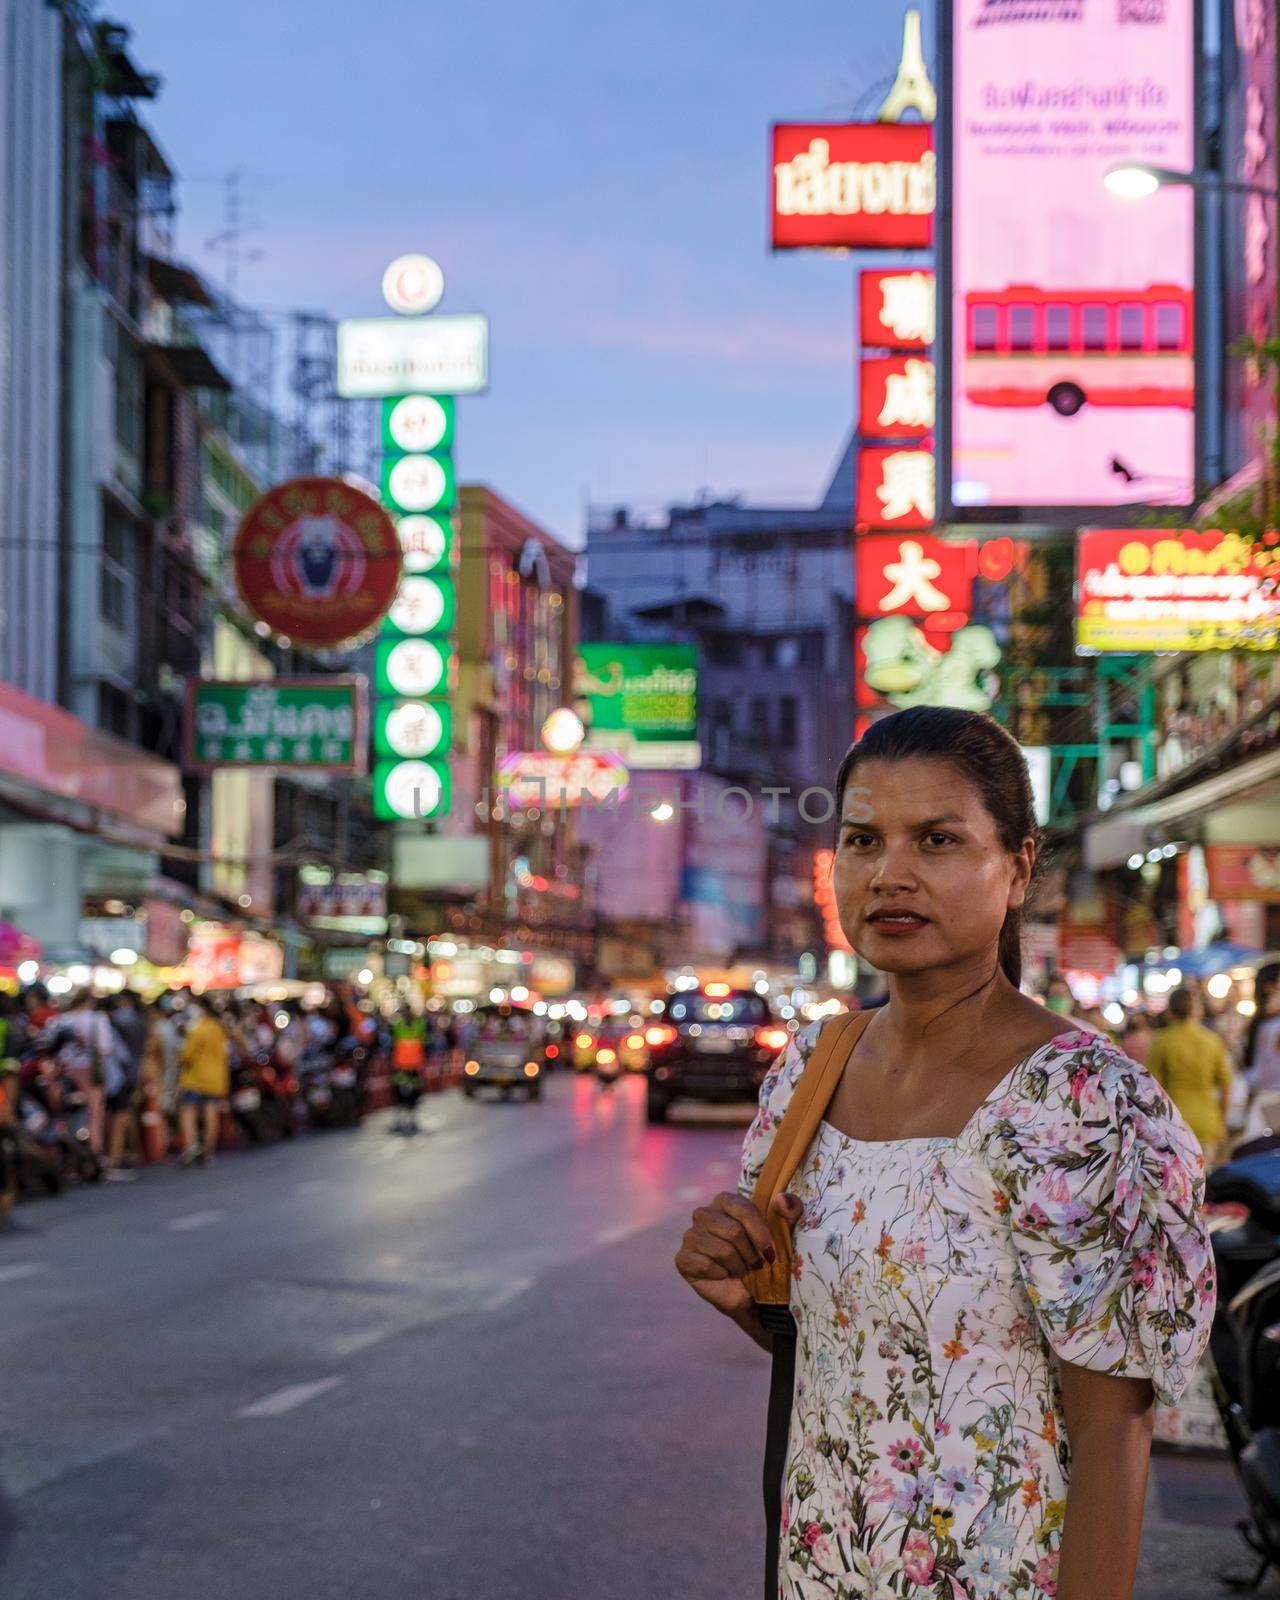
left=138, top=1078, right=169, bottom=1164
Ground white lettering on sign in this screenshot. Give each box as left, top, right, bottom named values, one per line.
left=880, top=272, right=936, bottom=344
left=774, top=139, right=936, bottom=219
left=880, top=539, right=950, bottom=612
left=877, top=451, right=937, bottom=524
left=878, top=358, right=936, bottom=430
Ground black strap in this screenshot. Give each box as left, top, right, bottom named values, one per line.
left=756, top=1302, right=798, bottom=1600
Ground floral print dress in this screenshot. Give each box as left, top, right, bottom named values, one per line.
left=739, top=1026, right=1215, bottom=1600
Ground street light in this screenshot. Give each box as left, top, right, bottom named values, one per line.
left=1104, top=162, right=1280, bottom=203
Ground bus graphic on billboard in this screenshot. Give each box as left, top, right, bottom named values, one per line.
left=962, top=285, right=1193, bottom=415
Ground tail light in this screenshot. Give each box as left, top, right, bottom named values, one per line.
left=625, top=1033, right=644, bottom=1050
left=575, top=1032, right=594, bottom=1049
left=597, top=1047, right=617, bottom=1065
left=644, top=1024, right=677, bottom=1048
left=704, top=981, right=731, bottom=998
left=545, top=1043, right=560, bottom=1059
left=755, top=1026, right=790, bottom=1052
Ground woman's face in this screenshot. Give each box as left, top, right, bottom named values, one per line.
left=833, top=756, right=1033, bottom=978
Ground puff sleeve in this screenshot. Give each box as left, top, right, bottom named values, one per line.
left=988, top=1034, right=1216, bottom=1406
left=738, top=1021, right=820, bottom=1198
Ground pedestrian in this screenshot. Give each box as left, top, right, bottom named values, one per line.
left=177, top=995, right=229, bottom=1166
left=58, top=990, right=114, bottom=1156
left=676, top=706, right=1213, bottom=1600
left=1146, top=986, right=1235, bottom=1166
left=99, top=995, right=141, bottom=1180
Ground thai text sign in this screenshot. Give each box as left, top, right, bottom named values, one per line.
left=1076, top=529, right=1280, bottom=653
left=574, top=643, right=701, bottom=770
left=337, top=315, right=489, bottom=398
left=185, top=679, right=367, bottom=772
left=771, top=124, right=935, bottom=249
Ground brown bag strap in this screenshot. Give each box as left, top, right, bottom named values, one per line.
left=743, top=1008, right=872, bottom=1307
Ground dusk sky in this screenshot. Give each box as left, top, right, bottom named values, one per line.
left=122, top=0, right=921, bottom=543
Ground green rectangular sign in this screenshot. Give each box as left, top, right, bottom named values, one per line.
left=573, top=643, right=701, bottom=770
left=185, top=678, right=366, bottom=773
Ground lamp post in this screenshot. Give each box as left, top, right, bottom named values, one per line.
left=1103, top=162, right=1280, bottom=204
left=1105, top=163, right=1280, bottom=521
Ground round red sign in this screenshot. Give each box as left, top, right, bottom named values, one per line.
left=232, top=476, right=402, bottom=648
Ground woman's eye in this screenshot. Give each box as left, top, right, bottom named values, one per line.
left=924, top=832, right=955, bottom=848
left=842, top=832, right=877, bottom=850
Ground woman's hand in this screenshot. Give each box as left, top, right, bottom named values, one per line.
left=675, top=1190, right=798, bottom=1318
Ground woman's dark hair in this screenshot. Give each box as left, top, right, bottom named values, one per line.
left=834, top=706, right=1039, bottom=988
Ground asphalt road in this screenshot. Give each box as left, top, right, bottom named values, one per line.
left=0, top=1074, right=1266, bottom=1599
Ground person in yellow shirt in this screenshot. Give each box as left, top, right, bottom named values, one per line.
left=178, top=997, right=230, bottom=1167
left=1146, top=986, right=1234, bottom=1165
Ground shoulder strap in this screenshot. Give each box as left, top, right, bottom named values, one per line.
left=743, top=1008, right=872, bottom=1308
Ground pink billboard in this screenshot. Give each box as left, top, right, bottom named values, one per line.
left=947, top=0, right=1197, bottom=514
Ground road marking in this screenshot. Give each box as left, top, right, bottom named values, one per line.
left=481, top=1275, right=535, bottom=1312
left=593, top=1221, right=655, bottom=1248
left=0, top=1262, right=45, bottom=1284
left=237, top=1376, right=344, bottom=1419
left=292, top=1179, right=328, bottom=1196
left=167, top=1210, right=222, bottom=1232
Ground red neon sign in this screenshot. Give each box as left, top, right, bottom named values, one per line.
left=771, top=124, right=935, bottom=250
left=856, top=534, right=971, bottom=621
left=856, top=447, right=936, bottom=530
left=860, top=355, right=935, bottom=440
left=860, top=269, right=936, bottom=350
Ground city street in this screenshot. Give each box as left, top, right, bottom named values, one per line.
left=0, top=1078, right=1258, bottom=1600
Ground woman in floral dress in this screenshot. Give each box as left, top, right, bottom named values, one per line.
left=676, top=708, right=1214, bottom=1600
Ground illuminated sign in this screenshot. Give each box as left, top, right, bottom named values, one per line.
left=812, top=849, right=852, bottom=953
left=944, top=0, right=1197, bottom=513
left=383, top=394, right=454, bottom=454
left=382, top=452, right=455, bottom=514
left=498, top=750, right=630, bottom=808
left=860, top=355, right=935, bottom=438
left=1207, top=844, right=1280, bottom=903
left=395, top=513, right=452, bottom=574
left=381, top=254, right=445, bottom=315
left=337, top=314, right=488, bottom=398
left=375, top=637, right=452, bottom=697
left=771, top=124, right=934, bottom=250
left=573, top=643, right=701, bottom=771
left=373, top=757, right=451, bottom=821
left=385, top=574, right=454, bottom=637
left=1076, top=529, right=1280, bottom=653
left=856, top=534, right=971, bottom=619
left=856, top=447, right=936, bottom=529
left=185, top=678, right=366, bottom=773
left=860, top=620, right=1001, bottom=712
left=231, top=476, right=401, bottom=647
left=860, top=269, right=936, bottom=350
left=374, top=699, right=451, bottom=760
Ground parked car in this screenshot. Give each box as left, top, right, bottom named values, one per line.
left=463, top=1004, right=544, bottom=1101
left=643, top=985, right=790, bottom=1123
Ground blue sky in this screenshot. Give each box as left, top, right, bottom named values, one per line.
left=122, top=0, right=920, bottom=544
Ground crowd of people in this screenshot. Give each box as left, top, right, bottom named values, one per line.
left=1039, top=964, right=1280, bottom=1168
left=0, top=985, right=406, bottom=1181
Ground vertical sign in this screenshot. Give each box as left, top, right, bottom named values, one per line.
left=942, top=0, right=1198, bottom=517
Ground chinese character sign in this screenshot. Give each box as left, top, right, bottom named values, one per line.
left=856, top=447, right=936, bottom=529
left=856, top=535, right=971, bottom=619
left=860, top=355, right=935, bottom=439
left=860, top=270, right=936, bottom=349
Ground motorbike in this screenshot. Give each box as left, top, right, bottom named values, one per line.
left=296, top=1043, right=342, bottom=1129
left=594, top=1045, right=623, bottom=1092
left=14, top=1041, right=101, bottom=1191
left=1204, top=1138, right=1280, bottom=1590
left=329, top=1036, right=367, bottom=1126
left=228, top=1050, right=274, bottom=1144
